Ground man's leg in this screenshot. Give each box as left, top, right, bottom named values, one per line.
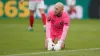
left=38, top=1, right=46, bottom=31
left=29, top=10, right=34, bottom=28
left=27, top=10, right=34, bottom=31
left=39, top=9, right=46, bottom=27
left=54, top=26, right=69, bottom=51
left=28, top=1, right=36, bottom=31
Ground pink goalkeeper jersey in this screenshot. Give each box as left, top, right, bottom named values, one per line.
left=46, top=10, right=70, bottom=40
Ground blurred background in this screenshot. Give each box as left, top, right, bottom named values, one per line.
left=0, top=0, right=100, bottom=19
left=0, top=0, right=100, bottom=56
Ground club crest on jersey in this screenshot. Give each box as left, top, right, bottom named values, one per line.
left=60, top=21, right=64, bottom=26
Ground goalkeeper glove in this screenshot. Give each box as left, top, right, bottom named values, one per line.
left=47, top=38, right=55, bottom=50
left=54, top=40, right=63, bottom=51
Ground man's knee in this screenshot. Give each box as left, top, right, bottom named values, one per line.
left=39, top=9, right=45, bottom=14
left=30, top=10, right=34, bottom=16
left=61, top=43, right=65, bottom=49
left=45, top=39, right=48, bottom=49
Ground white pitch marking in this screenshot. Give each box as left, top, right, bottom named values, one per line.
left=4, top=48, right=100, bottom=56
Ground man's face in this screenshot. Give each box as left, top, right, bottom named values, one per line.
left=54, top=5, right=63, bottom=17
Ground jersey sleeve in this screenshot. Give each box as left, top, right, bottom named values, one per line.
left=60, top=12, right=70, bottom=41
left=46, top=11, right=52, bottom=23
left=46, top=11, right=52, bottom=40
left=63, top=12, right=70, bottom=26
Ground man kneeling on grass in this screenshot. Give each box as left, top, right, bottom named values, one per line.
left=45, top=2, right=70, bottom=51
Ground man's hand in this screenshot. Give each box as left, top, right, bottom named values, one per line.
left=54, top=40, right=63, bottom=51
left=48, top=41, right=55, bottom=50
left=47, top=38, right=55, bottom=50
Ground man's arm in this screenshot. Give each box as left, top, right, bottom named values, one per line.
left=60, top=26, right=69, bottom=41
left=55, top=14, right=70, bottom=51
left=54, top=25, right=69, bottom=51
left=46, top=12, right=56, bottom=50
left=46, top=16, right=51, bottom=40
left=60, top=13, right=70, bottom=41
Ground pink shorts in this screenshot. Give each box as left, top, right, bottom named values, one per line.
left=50, top=31, right=62, bottom=41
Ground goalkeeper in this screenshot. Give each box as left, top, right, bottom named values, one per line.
left=45, top=2, right=70, bottom=51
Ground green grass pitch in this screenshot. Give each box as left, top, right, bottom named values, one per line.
left=0, top=18, right=100, bottom=56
